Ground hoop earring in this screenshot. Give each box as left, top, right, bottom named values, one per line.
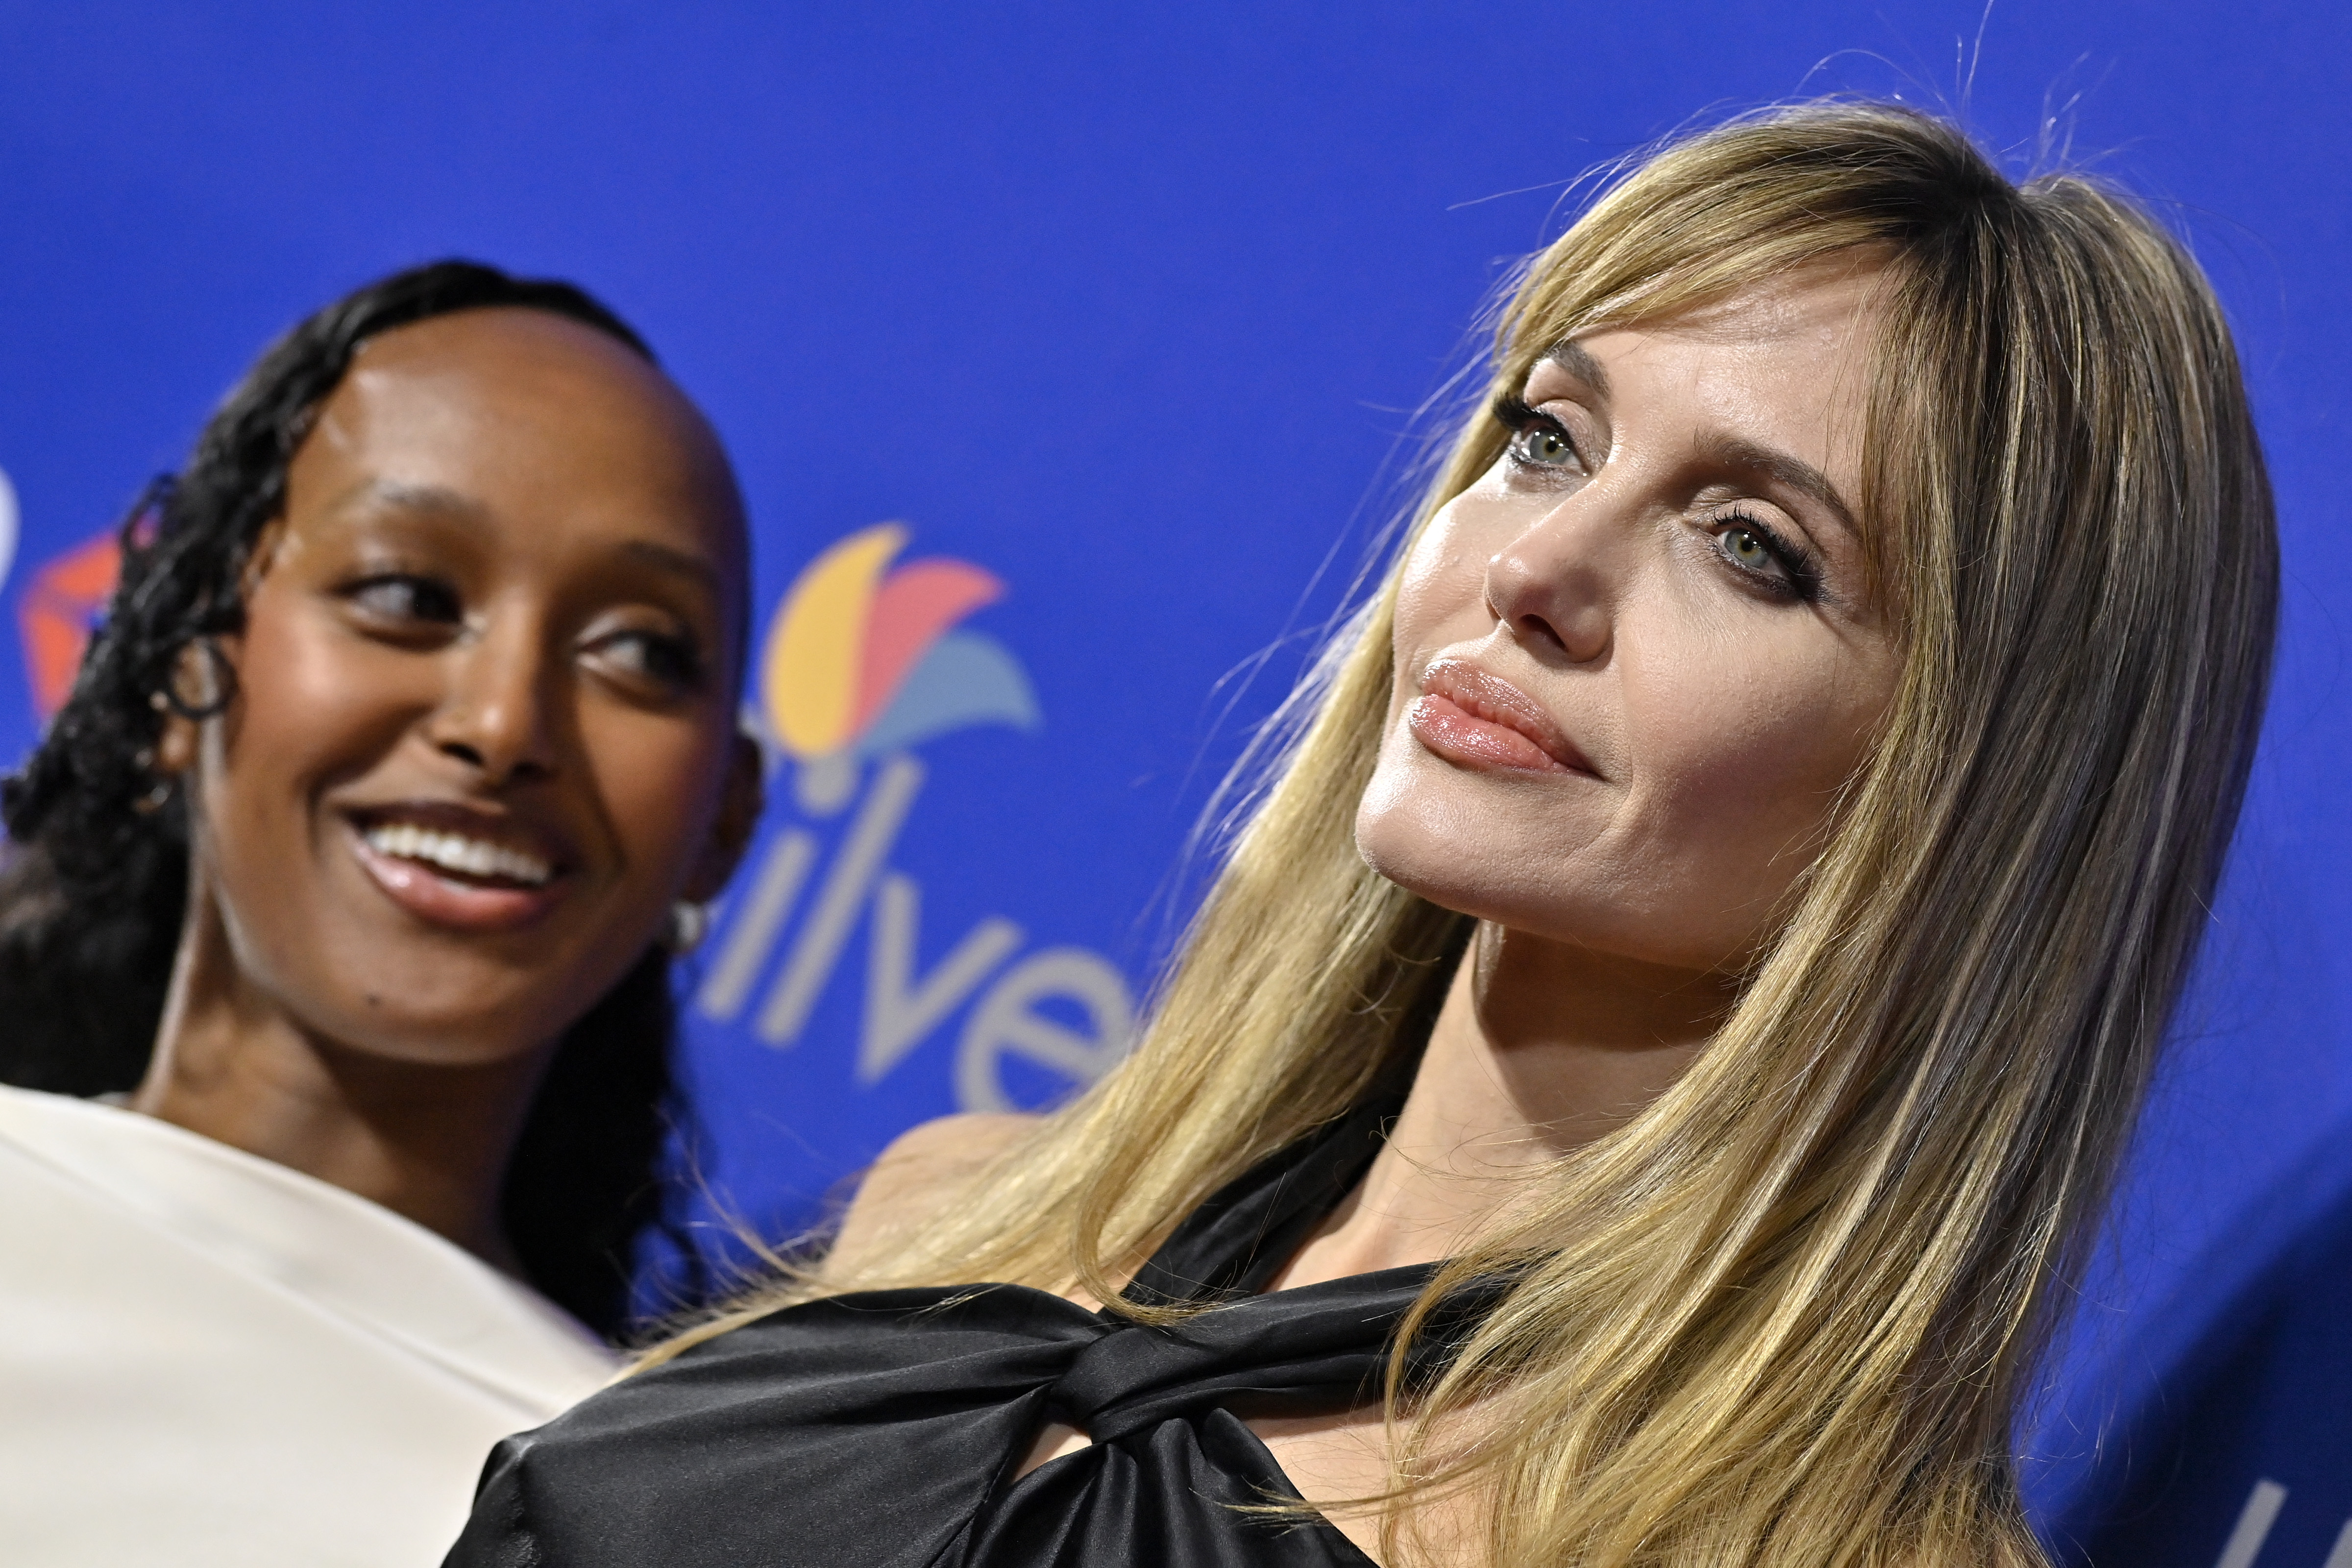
left=158, top=637, right=238, bottom=721
left=663, top=901, right=710, bottom=955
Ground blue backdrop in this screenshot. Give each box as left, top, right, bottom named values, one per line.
left=2, top=6, right=2345, bottom=1563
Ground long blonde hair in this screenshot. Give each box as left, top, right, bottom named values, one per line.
left=664, top=102, right=2277, bottom=1567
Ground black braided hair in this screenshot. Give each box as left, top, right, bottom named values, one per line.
left=0, top=259, right=710, bottom=1339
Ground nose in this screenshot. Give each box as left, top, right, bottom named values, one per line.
left=422, top=617, right=560, bottom=787
left=1482, top=491, right=1617, bottom=664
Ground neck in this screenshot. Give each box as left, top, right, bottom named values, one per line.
left=1274, top=921, right=1731, bottom=1287
left=129, top=885, right=549, bottom=1274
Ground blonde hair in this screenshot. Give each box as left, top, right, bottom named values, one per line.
left=663, top=102, right=2277, bottom=1567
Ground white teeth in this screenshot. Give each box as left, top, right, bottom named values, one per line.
left=362, top=822, right=553, bottom=887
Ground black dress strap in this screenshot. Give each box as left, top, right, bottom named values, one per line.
left=439, top=1096, right=1506, bottom=1568
left=1123, top=1098, right=1401, bottom=1307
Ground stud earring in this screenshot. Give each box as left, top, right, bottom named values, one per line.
left=663, top=901, right=710, bottom=955
left=128, top=744, right=173, bottom=815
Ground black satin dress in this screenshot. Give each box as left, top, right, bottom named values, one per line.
left=443, top=1103, right=1473, bottom=1568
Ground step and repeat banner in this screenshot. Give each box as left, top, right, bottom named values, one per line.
left=2, top=6, right=2347, bottom=1563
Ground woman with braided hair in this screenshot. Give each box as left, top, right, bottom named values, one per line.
left=0, top=261, right=761, bottom=1567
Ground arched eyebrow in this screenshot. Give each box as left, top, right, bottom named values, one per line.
left=325, top=480, right=722, bottom=588
left=621, top=539, right=721, bottom=592
left=1696, top=434, right=1860, bottom=542
left=1535, top=343, right=1858, bottom=542
left=1540, top=339, right=1612, bottom=399
left=330, top=478, right=486, bottom=520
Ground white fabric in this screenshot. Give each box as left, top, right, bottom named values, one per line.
left=0, top=1085, right=620, bottom=1567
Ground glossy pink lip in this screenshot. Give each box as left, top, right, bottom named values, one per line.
left=341, top=801, right=578, bottom=934
left=1407, top=659, right=1597, bottom=777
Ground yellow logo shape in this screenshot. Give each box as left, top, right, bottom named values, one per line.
left=763, top=524, right=907, bottom=758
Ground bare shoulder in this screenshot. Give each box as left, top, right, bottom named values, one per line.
left=825, top=1112, right=1039, bottom=1278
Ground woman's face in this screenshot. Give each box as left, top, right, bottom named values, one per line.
left=163, top=307, right=759, bottom=1066
left=1356, top=261, right=1901, bottom=975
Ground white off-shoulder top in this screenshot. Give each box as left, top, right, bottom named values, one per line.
left=0, top=1085, right=618, bottom=1567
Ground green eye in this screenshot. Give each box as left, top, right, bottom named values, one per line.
left=1712, top=514, right=1821, bottom=602
left=1723, top=528, right=1774, bottom=570
left=1519, top=426, right=1576, bottom=466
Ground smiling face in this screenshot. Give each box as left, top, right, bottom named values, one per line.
left=163, top=307, right=759, bottom=1067
left=1355, top=259, right=1902, bottom=975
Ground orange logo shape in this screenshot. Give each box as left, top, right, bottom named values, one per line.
left=19, top=530, right=120, bottom=719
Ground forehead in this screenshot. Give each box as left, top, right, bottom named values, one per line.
left=1544, top=262, right=1888, bottom=452
left=291, top=308, right=746, bottom=564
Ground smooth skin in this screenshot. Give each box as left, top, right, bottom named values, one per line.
left=830, top=256, right=1902, bottom=1562
left=132, top=308, right=762, bottom=1275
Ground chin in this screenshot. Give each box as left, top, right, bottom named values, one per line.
left=1354, top=793, right=1726, bottom=969
left=1356, top=808, right=1536, bottom=933
left=1356, top=755, right=1566, bottom=920
left=285, top=974, right=560, bottom=1068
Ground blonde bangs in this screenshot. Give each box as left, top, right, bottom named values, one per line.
left=656, top=102, right=2275, bottom=1568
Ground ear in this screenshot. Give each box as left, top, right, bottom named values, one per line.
left=683, top=730, right=766, bottom=904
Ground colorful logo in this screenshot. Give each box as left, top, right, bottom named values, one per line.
left=760, top=523, right=1038, bottom=806
left=700, top=522, right=1131, bottom=1113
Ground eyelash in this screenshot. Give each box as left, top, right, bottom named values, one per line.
left=340, top=574, right=708, bottom=690
left=1709, top=510, right=1823, bottom=603
left=1492, top=394, right=1574, bottom=467
left=1492, top=393, right=1823, bottom=605
left=344, top=572, right=460, bottom=623
left=600, top=628, right=707, bottom=689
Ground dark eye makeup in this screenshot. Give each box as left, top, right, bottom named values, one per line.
left=1493, top=393, right=1583, bottom=473
left=1709, top=510, right=1823, bottom=603
left=1494, top=391, right=1827, bottom=606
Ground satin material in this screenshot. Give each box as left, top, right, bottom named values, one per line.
left=0, top=1086, right=616, bottom=1568
left=445, top=1103, right=1463, bottom=1568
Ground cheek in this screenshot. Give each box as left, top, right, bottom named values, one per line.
left=1391, top=500, right=1500, bottom=668
left=578, top=706, right=732, bottom=885
left=209, top=610, right=420, bottom=825
left=191, top=609, right=437, bottom=1002
left=1620, top=646, right=1879, bottom=870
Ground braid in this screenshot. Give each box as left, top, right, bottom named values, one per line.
left=0, top=260, right=695, bottom=1338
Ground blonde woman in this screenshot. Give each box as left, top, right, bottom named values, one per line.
left=444, top=102, right=2276, bottom=1568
